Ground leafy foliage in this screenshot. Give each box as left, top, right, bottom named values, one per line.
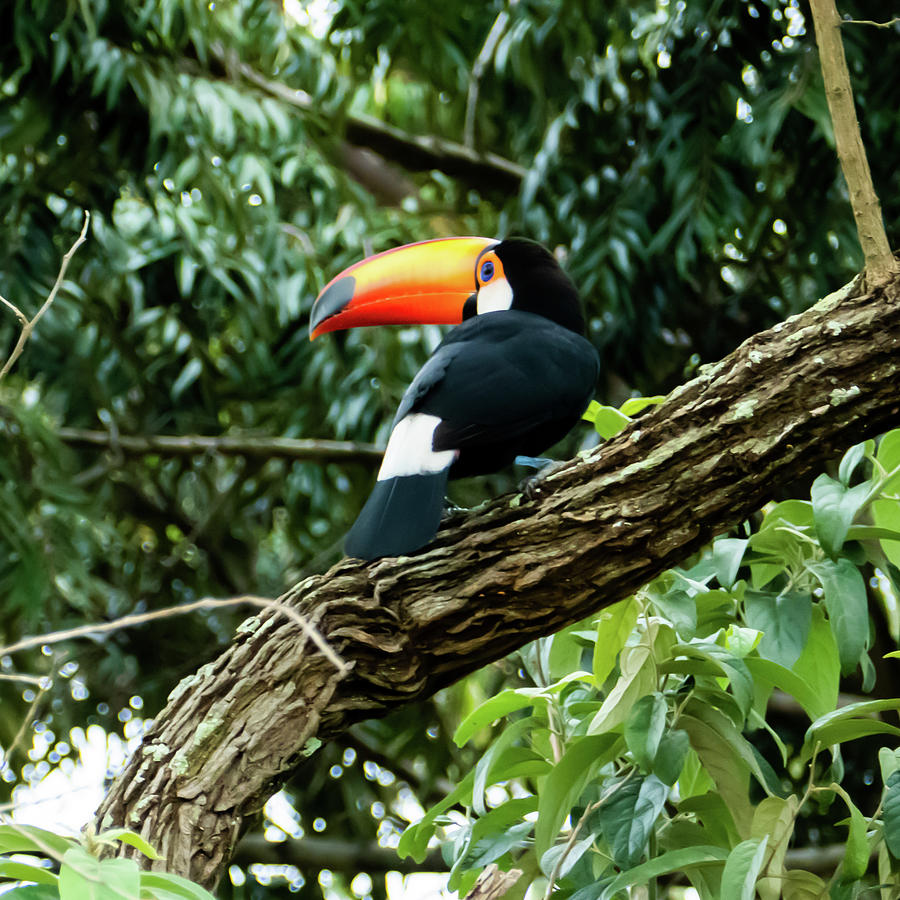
left=0, top=823, right=215, bottom=898
left=1, top=0, right=899, bottom=897
left=399, top=435, right=900, bottom=897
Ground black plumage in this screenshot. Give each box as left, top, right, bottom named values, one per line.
left=343, top=239, right=599, bottom=560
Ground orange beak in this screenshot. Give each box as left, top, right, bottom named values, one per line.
left=309, top=237, right=497, bottom=339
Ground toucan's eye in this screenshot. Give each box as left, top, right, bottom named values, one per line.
left=479, top=259, right=495, bottom=283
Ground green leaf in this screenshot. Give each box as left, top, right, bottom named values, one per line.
left=883, top=770, right=900, bottom=860
left=619, top=395, right=665, bottom=416
left=472, top=717, right=536, bottom=816
left=538, top=834, right=595, bottom=880
left=454, top=690, right=539, bottom=747
left=806, top=557, right=869, bottom=675
left=680, top=703, right=764, bottom=831
left=838, top=441, right=872, bottom=486
left=744, top=590, right=811, bottom=669
left=751, top=796, right=798, bottom=900
left=791, top=605, right=840, bottom=717
left=454, top=820, right=533, bottom=886
left=589, top=404, right=631, bottom=439
left=597, top=846, right=729, bottom=900
left=0, top=825, right=75, bottom=860
left=397, top=768, right=476, bottom=862
left=597, top=774, right=669, bottom=869
left=653, top=728, right=691, bottom=785
left=781, top=869, right=828, bottom=898
left=876, top=429, right=900, bottom=494
left=880, top=747, right=900, bottom=783
left=648, top=587, right=697, bottom=638
left=712, top=537, right=748, bottom=588
left=534, top=734, right=620, bottom=858
left=93, top=829, right=159, bottom=861
left=872, top=497, right=900, bottom=569
left=810, top=473, right=873, bottom=558
left=624, top=692, right=667, bottom=771
left=139, top=872, right=218, bottom=899
left=745, top=657, right=825, bottom=722
left=827, top=783, right=869, bottom=880
left=59, top=847, right=140, bottom=900
left=0, top=861, right=59, bottom=886
left=803, top=699, right=900, bottom=760
left=0, top=887, right=60, bottom=898
left=720, top=837, right=768, bottom=900
left=171, top=358, right=203, bottom=400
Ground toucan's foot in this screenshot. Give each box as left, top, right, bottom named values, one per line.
left=514, top=455, right=554, bottom=469
left=518, top=458, right=567, bottom=501
left=440, top=499, right=469, bottom=522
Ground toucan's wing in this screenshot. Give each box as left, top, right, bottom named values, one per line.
left=402, top=311, right=598, bottom=454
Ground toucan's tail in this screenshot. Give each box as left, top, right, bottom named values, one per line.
left=344, top=470, right=450, bottom=560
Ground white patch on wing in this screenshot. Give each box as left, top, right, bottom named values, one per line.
left=377, top=413, right=458, bottom=480
left=476, top=278, right=513, bottom=315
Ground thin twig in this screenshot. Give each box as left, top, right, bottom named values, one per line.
left=0, top=673, right=46, bottom=686
left=0, top=594, right=349, bottom=675
left=0, top=294, right=27, bottom=326
left=839, top=17, right=900, bottom=29
left=2, top=678, right=52, bottom=771
left=0, top=212, right=91, bottom=382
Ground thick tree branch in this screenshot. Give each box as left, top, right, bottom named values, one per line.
left=809, top=0, right=899, bottom=288
left=93, top=272, right=900, bottom=889
left=214, top=47, right=526, bottom=194
left=56, top=428, right=381, bottom=464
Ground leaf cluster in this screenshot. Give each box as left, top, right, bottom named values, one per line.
left=399, top=433, right=900, bottom=898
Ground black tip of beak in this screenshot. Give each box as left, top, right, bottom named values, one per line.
left=309, top=275, right=356, bottom=338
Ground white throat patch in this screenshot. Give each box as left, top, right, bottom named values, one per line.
left=377, top=413, right=458, bottom=480
left=476, top=278, right=514, bottom=315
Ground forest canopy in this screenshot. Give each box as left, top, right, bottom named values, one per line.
left=1, top=1, right=899, bottom=898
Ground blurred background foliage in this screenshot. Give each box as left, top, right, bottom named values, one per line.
left=0, top=0, right=898, bottom=897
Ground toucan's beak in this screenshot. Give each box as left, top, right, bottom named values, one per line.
left=309, top=237, right=496, bottom=340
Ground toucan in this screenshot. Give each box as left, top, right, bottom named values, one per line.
left=309, top=237, right=599, bottom=560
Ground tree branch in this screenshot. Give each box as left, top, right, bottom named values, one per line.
left=0, top=212, right=90, bottom=382
left=808, top=0, right=899, bottom=289
left=215, top=46, right=526, bottom=194
left=56, top=428, right=382, bottom=464
left=92, top=271, right=900, bottom=889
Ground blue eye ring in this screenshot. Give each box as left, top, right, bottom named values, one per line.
left=479, top=259, right=495, bottom=282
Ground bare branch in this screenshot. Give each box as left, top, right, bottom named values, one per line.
left=808, top=0, right=899, bottom=289
left=214, top=46, right=526, bottom=193
left=0, top=594, right=349, bottom=676
left=56, top=427, right=382, bottom=464
left=839, top=17, right=900, bottom=29
left=0, top=294, right=27, bottom=326
left=0, top=212, right=91, bottom=382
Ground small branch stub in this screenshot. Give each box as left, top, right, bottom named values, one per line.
left=808, top=0, right=899, bottom=290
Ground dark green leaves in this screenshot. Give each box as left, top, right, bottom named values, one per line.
left=597, top=774, right=669, bottom=869
left=810, top=472, right=873, bottom=559
left=806, top=557, right=869, bottom=676
left=884, top=771, right=900, bottom=860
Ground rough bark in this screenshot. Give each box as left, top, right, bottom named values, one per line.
left=93, top=272, right=900, bottom=889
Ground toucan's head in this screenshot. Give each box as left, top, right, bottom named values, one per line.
left=309, top=237, right=584, bottom=340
